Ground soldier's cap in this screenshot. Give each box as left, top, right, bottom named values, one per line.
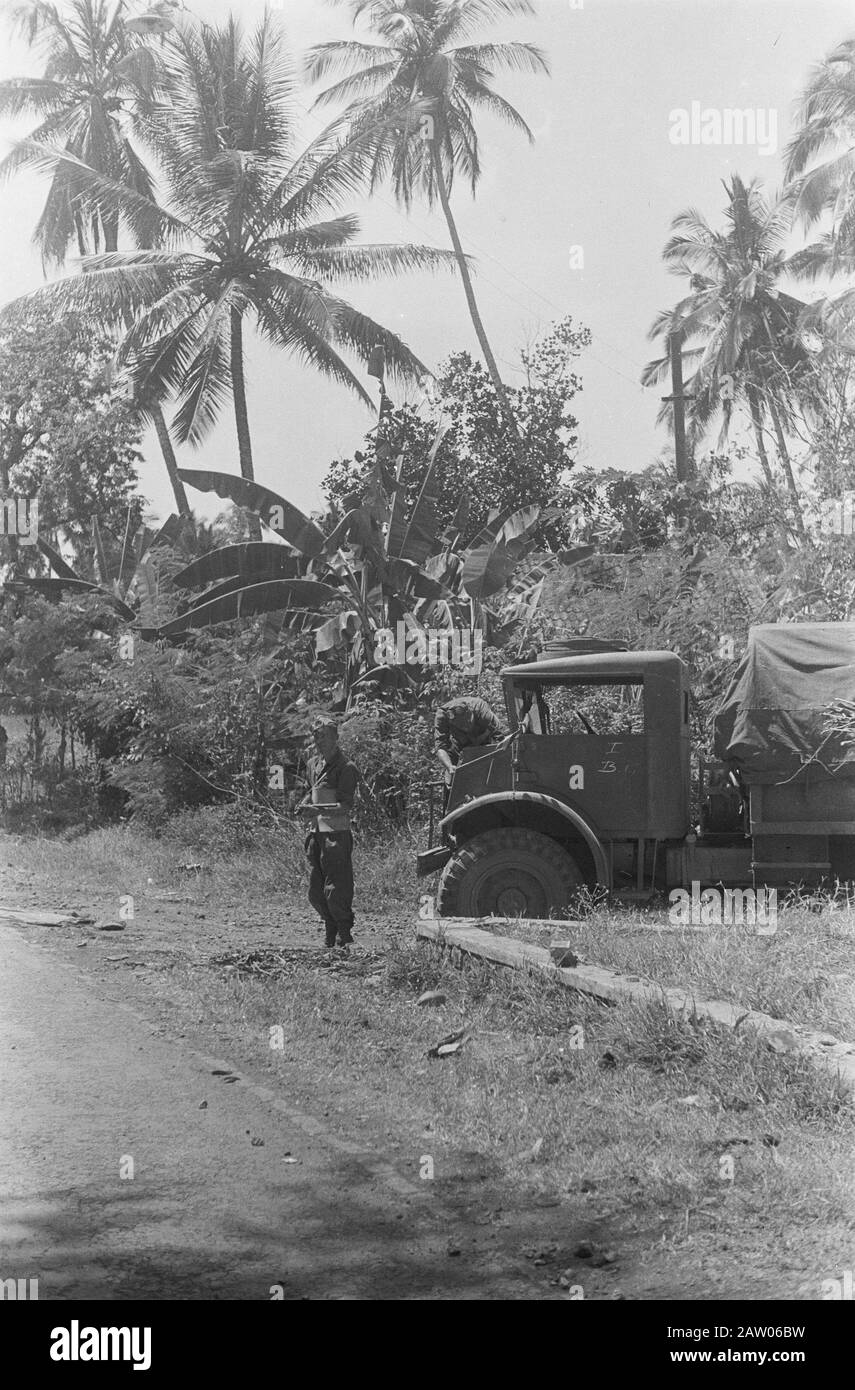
left=311, top=715, right=338, bottom=734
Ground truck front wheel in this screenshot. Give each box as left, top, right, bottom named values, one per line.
left=437, top=828, right=584, bottom=919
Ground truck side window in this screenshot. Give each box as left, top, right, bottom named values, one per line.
left=517, top=688, right=543, bottom=734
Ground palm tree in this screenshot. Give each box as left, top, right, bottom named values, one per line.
left=786, top=38, right=855, bottom=254
left=0, top=0, right=161, bottom=260
left=3, top=13, right=458, bottom=485
left=306, top=0, right=549, bottom=440
left=783, top=40, right=855, bottom=359
left=642, top=177, right=814, bottom=538
left=0, top=0, right=194, bottom=514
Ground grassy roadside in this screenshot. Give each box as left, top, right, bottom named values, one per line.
left=3, top=818, right=855, bottom=1295
left=5, top=814, right=855, bottom=1037
left=485, top=905, right=855, bottom=1041
left=126, top=936, right=855, bottom=1298
left=183, top=942, right=855, bottom=1220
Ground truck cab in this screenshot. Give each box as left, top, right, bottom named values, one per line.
left=424, top=648, right=693, bottom=917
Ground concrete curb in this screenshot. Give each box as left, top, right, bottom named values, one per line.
left=416, top=918, right=855, bottom=1098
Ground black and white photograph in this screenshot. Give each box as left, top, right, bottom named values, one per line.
left=0, top=0, right=854, bottom=1340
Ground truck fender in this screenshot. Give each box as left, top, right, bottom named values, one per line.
left=440, top=791, right=609, bottom=885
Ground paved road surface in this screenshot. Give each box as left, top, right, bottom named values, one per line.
left=0, top=930, right=542, bottom=1300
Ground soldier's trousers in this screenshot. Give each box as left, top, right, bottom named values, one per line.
left=305, top=829, right=355, bottom=946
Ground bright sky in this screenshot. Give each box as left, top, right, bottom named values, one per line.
left=1, top=0, right=853, bottom=525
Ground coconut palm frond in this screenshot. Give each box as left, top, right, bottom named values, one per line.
left=452, top=41, right=549, bottom=77
left=294, top=242, right=459, bottom=281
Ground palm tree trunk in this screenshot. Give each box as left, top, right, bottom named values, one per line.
left=747, top=385, right=793, bottom=556
left=746, top=385, right=775, bottom=489
left=757, top=310, right=806, bottom=539
left=229, top=307, right=262, bottom=540
left=230, top=307, right=254, bottom=482
left=102, top=222, right=191, bottom=517
left=429, top=141, right=520, bottom=443
left=766, top=393, right=806, bottom=540
left=151, top=406, right=191, bottom=515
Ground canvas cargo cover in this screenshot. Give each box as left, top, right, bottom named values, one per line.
left=713, top=623, right=855, bottom=782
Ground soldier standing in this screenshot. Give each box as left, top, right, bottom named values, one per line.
left=297, top=716, right=359, bottom=950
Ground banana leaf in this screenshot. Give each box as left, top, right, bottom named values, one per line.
left=460, top=540, right=525, bottom=601
left=386, top=556, right=452, bottom=600
left=158, top=578, right=340, bottom=636
left=8, top=576, right=136, bottom=621
left=183, top=574, right=284, bottom=607
left=325, top=507, right=384, bottom=558
left=439, top=487, right=470, bottom=549
left=36, top=536, right=80, bottom=581
left=394, top=423, right=448, bottom=565
left=174, top=543, right=302, bottom=590
left=146, top=514, right=183, bottom=552
left=315, top=610, right=360, bottom=654
left=177, top=470, right=326, bottom=558
left=130, top=514, right=182, bottom=580
left=130, top=558, right=158, bottom=619
left=116, top=511, right=139, bottom=597
left=460, top=505, right=575, bottom=601
left=91, top=515, right=110, bottom=588
left=465, top=509, right=511, bottom=555
left=496, top=504, right=542, bottom=546
left=422, top=550, right=460, bottom=587
left=386, top=468, right=409, bottom=559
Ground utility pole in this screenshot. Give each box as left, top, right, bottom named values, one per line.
left=661, top=331, right=695, bottom=482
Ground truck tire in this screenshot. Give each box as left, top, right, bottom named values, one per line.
left=437, top=828, right=584, bottom=919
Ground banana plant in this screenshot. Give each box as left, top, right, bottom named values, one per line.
left=166, top=423, right=595, bottom=696
left=166, top=428, right=454, bottom=663
left=7, top=510, right=183, bottom=624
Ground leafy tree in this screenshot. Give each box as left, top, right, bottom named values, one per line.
left=307, top=0, right=549, bottom=438
left=3, top=12, right=458, bottom=485
left=566, top=450, right=783, bottom=560
left=0, top=309, right=144, bottom=566
left=0, top=588, right=113, bottom=782
left=324, top=316, right=591, bottom=545
left=73, top=623, right=317, bottom=824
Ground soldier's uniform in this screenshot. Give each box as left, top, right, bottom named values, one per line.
left=305, top=743, right=359, bottom=947
left=434, top=696, right=504, bottom=766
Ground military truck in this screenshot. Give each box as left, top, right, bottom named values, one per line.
left=417, top=624, right=855, bottom=916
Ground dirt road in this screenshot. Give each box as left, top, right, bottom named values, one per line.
left=0, top=928, right=561, bottom=1300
